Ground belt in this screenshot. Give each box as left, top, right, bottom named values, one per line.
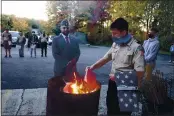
left=115, top=68, right=134, bottom=73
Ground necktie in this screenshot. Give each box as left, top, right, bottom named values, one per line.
left=65, top=36, right=70, bottom=44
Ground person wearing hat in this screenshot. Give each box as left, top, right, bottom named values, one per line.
left=1, top=28, right=12, bottom=58
left=52, top=19, right=80, bottom=81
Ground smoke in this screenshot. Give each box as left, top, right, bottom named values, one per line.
left=55, top=1, right=109, bottom=30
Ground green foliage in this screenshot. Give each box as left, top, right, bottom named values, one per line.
left=1, top=14, right=54, bottom=35
left=52, top=26, right=61, bottom=36
left=2, top=1, right=174, bottom=52
left=1, top=14, right=13, bottom=31
left=11, top=16, right=30, bottom=32
left=27, top=19, right=39, bottom=29
left=156, top=1, right=174, bottom=37
left=159, top=36, right=171, bottom=51
left=159, top=50, right=170, bottom=55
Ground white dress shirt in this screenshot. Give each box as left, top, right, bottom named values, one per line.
left=61, top=33, right=70, bottom=43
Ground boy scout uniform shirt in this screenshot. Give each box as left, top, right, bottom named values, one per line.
left=103, top=38, right=145, bottom=74
left=2, top=32, right=11, bottom=41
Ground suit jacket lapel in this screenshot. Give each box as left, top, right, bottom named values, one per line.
left=58, top=34, right=66, bottom=49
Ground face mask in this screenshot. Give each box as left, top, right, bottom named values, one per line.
left=112, top=33, right=132, bottom=45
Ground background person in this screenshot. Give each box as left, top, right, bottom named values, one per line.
left=17, top=32, right=26, bottom=57
left=143, top=28, right=160, bottom=81
left=1, top=28, right=12, bottom=58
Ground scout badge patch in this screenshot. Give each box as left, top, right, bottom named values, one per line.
left=136, top=46, right=144, bottom=56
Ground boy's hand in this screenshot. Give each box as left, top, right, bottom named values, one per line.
left=109, top=74, right=116, bottom=82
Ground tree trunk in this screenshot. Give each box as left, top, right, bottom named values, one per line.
left=147, top=19, right=149, bottom=34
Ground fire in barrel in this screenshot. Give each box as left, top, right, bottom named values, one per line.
left=63, top=72, right=100, bottom=94
left=46, top=69, right=101, bottom=116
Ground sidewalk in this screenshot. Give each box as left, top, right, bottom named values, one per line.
left=1, top=85, right=108, bottom=115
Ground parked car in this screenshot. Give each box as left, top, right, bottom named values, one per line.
left=48, top=35, right=55, bottom=45
left=9, top=31, right=20, bottom=47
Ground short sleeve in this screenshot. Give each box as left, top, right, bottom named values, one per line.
left=133, top=45, right=145, bottom=71
left=103, top=47, right=112, bottom=60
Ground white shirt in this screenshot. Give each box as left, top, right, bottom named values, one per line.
left=61, top=33, right=70, bottom=43
left=143, top=37, right=159, bottom=63
left=40, top=34, right=47, bottom=42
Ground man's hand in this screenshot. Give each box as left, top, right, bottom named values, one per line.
left=64, top=58, right=78, bottom=81
left=66, top=58, right=77, bottom=71
left=71, top=58, right=77, bottom=65
left=67, top=58, right=77, bottom=68
left=136, top=71, right=144, bottom=88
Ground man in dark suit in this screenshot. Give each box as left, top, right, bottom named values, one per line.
left=52, top=19, right=80, bottom=81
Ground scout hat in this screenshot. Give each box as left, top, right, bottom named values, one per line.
left=60, top=19, right=69, bottom=27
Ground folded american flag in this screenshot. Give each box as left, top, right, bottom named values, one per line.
left=115, top=70, right=139, bottom=112
left=115, top=70, right=138, bottom=86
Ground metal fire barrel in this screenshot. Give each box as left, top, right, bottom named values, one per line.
left=46, top=77, right=101, bottom=116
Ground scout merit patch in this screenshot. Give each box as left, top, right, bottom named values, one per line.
left=137, top=46, right=144, bottom=56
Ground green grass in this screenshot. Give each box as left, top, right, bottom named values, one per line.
left=159, top=50, right=170, bottom=55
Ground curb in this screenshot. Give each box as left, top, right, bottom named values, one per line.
left=1, top=85, right=108, bottom=115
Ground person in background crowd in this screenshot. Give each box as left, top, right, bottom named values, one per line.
left=143, top=28, right=160, bottom=81
left=1, top=28, right=12, bottom=58
left=169, top=43, right=174, bottom=63
left=26, top=31, right=33, bottom=51
left=17, top=32, right=26, bottom=57
left=30, top=31, right=39, bottom=58
left=40, top=32, right=48, bottom=57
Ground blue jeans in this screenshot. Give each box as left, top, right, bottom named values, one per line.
left=30, top=45, right=36, bottom=57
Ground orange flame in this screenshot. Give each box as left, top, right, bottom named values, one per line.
left=63, top=72, right=99, bottom=94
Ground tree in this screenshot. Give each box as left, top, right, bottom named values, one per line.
left=107, top=1, right=147, bottom=41
left=27, top=19, right=39, bottom=29
left=1, top=14, right=13, bottom=31
left=156, top=1, right=174, bottom=36
left=46, top=1, right=59, bottom=26
left=11, top=16, right=29, bottom=32
left=46, top=1, right=99, bottom=32
left=45, top=0, right=173, bottom=48
left=38, top=20, right=54, bottom=35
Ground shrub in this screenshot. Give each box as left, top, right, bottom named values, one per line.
left=159, top=36, right=171, bottom=51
